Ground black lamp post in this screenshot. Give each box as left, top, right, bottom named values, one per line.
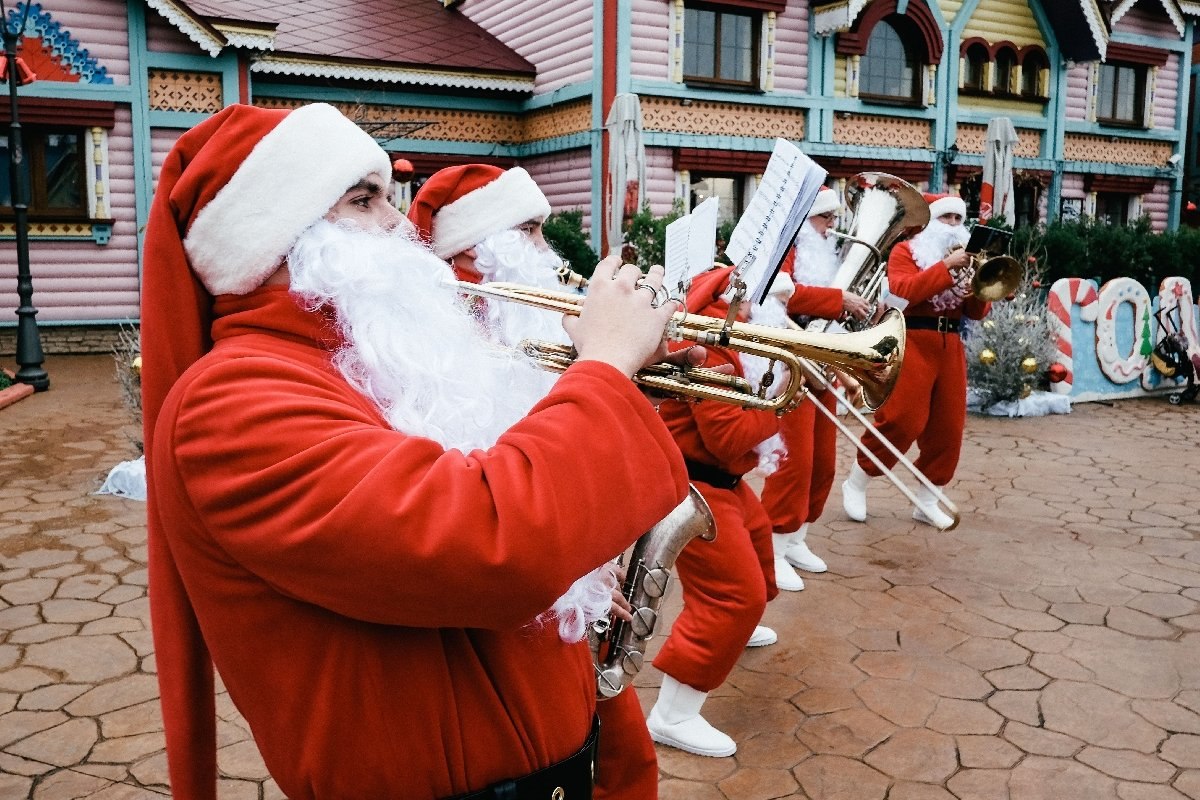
left=2, top=0, right=47, bottom=391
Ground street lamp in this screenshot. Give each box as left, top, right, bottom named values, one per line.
left=1, top=0, right=47, bottom=391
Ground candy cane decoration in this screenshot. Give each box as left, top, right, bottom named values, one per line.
left=1094, top=277, right=1151, bottom=383
left=1046, top=277, right=1099, bottom=394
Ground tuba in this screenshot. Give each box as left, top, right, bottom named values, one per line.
left=816, top=173, right=930, bottom=332
left=589, top=486, right=717, bottom=698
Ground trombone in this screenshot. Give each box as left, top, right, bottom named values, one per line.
left=450, top=279, right=906, bottom=414
left=784, top=319, right=959, bottom=530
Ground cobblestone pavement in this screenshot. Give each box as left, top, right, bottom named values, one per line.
left=1, top=355, right=1198, bottom=800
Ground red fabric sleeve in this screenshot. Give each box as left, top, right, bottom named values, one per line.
left=963, top=296, right=991, bottom=320
left=887, top=241, right=955, bottom=306
left=165, top=357, right=688, bottom=630
left=786, top=283, right=843, bottom=319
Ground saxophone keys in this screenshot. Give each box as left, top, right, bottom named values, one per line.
left=641, top=567, right=672, bottom=599
left=630, top=606, right=658, bottom=638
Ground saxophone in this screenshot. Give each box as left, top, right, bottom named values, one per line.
left=589, top=485, right=717, bottom=699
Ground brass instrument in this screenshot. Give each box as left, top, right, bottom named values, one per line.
left=451, top=279, right=906, bottom=413
left=590, top=486, right=717, bottom=698
left=816, top=173, right=930, bottom=332
left=946, top=245, right=1023, bottom=302
left=786, top=320, right=960, bottom=530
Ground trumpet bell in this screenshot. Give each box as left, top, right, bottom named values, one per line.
left=971, top=254, right=1023, bottom=301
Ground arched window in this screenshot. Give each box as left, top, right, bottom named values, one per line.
left=860, top=18, right=920, bottom=102
left=994, top=47, right=1018, bottom=94
left=961, top=42, right=989, bottom=92
left=1021, top=50, right=1048, bottom=98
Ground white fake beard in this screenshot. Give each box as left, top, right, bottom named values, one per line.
left=287, top=220, right=613, bottom=643
left=792, top=220, right=839, bottom=288
left=745, top=295, right=789, bottom=474
left=909, top=220, right=973, bottom=313
left=474, top=229, right=572, bottom=348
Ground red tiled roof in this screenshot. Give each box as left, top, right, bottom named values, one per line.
left=181, top=0, right=535, bottom=76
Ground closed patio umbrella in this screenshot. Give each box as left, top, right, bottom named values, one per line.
left=980, top=116, right=1018, bottom=223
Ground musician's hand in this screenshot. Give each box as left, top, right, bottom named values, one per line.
left=943, top=248, right=972, bottom=275
left=640, top=345, right=716, bottom=406
left=566, top=257, right=677, bottom=378
left=842, top=291, right=872, bottom=321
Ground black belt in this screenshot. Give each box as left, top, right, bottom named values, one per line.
left=685, top=459, right=742, bottom=490
left=452, top=716, right=599, bottom=800
left=906, top=316, right=960, bottom=334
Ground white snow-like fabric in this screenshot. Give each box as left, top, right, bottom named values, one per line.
left=967, top=388, right=1072, bottom=417
left=808, top=186, right=840, bottom=217
left=928, top=195, right=967, bottom=220
left=96, top=456, right=147, bottom=501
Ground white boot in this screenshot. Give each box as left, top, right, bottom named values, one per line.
left=646, top=674, right=737, bottom=757
left=785, top=523, right=828, bottom=573
left=746, top=625, right=777, bottom=647
left=772, top=533, right=805, bottom=591
left=912, top=484, right=955, bottom=530
left=842, top=462, right=870, bottom=522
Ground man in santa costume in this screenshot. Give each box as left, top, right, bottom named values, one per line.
left=408, top=163, right=662, bottom=800
left=841, top=192, right=986, bottom=529
left=759, top=187, right=871, bottom=591
left=646, top=266, right=782, bottom=758
left=142, top=102, right=693, bottom=800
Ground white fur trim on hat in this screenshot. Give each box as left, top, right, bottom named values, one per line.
left=184, top=103, right=393, bottom=296
left=431, top=167, right=552, bottom=259
left=808, top=187, right=840, bottom=217
left=928, top=195, right=967, bottom=220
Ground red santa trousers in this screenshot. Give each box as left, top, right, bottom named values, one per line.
left=759, top=386, right=838, bottom=533
left=652, top=480, right=776, bottom=693
left=856, top=329, right=968, bottom=486
left=593, top=688, right=657, bottom=800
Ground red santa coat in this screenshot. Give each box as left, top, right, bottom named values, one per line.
left=760, top=247, right=845, bottom=532
left=856, top=240, right=990, bottom=484
left=652, top=267, right=780, bottom=692
left=149, top=288, right=688, bottom=800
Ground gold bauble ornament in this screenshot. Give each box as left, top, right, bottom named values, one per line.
left=1021, top=357, right=1038, bottom=374
left=130, top=356, right=142, bottom=377
left=982, top=320, right=996, bottom=330
left=1020, top=384, right=1033, bottom=398
left=979, top=349, right=998, bottom=365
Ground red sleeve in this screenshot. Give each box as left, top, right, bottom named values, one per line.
left=887, top=241, right=955, bottom=306
left=164, top=358, right=688, bottom=630
left=787, top=283, right=843, bottom=319
left=963, top=296, right=991, bottom=320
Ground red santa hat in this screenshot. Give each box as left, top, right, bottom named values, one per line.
left=808, top=185, right=841, bottom=217
left=139, top=102, right=390, bottom=800
left=408, top=164, right=551, bottom=259
left=924, top=192, right=967, bottom=220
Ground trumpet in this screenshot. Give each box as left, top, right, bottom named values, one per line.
left=451, top=279, right=906, bottom=414
left=783, top=320, right=959, bottom=530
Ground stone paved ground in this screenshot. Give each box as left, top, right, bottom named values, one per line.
left=1, top=355, right=1198, bottom=800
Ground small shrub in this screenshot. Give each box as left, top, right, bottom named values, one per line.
left=542, top=209, right=600, bottom=279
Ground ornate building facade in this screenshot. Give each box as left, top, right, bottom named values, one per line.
left=0, top=0, right=1196, bottom=341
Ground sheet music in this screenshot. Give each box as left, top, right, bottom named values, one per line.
left=664, top=197, right=719, bottom=297
left=725, top=138, right=828, bottom=305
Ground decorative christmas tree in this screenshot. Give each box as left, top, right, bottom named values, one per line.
left=963, top=228, right=1058, bottom=412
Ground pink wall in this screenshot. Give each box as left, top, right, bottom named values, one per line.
left=525, top=149, right=594, bottom=231
left=644, top=147, right=679, bottom=218
left=1153, top=53, right=1180, bottom=130
left=1064, top=64, right=1091, bottom=122
left=1113, top=5, right=1182, bottom=40
left=39, top=0, right=132, bottom=85
left=629, top=0, right=671, bottom=81
left=772, top=3, right=809, bottom=94
left=0, top=107, right=139, bottom=322
left=462, top=1, right=593, bottom=94
left=145, top=7, right=202, bottom=54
